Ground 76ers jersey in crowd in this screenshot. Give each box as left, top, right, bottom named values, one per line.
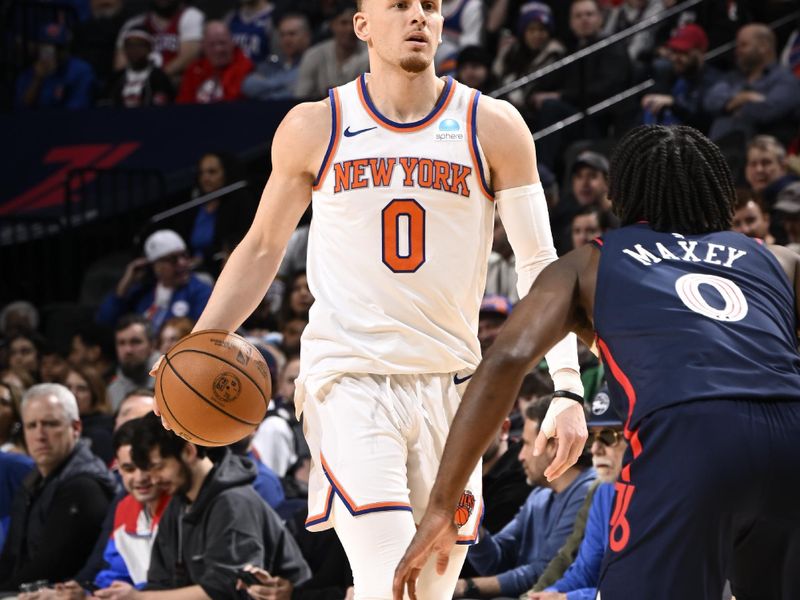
left=302, top=75, right=495, bottom=381
left=594, top=223, right=800, bottom=430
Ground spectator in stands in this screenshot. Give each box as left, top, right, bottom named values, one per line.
left=509, top=370, right=553, bottom=438
left=227, top=0, right=275, bottom=64
left=126, top=413, right=310, bottom=596
left=480, top=417, right=531, bottom=535
left=570, top=205, right=603, bottom=250
left=744, top=135, right=800, bottom=244
left=492, top=2, right=566, bottom=111
left=773, top=182, right=800, bottom=246
left=65, top=366, right=114, bottom=464
left=732, top=190, right=774, bottom=244
left=0, top=384, right=116, bottom=590
left=454, top=398, right=595, bottom=598
left=228, top=435, right=285, bottom=510
left=157, top=316, right=194, bottom=354
left=73, top=0, right=128, bottom=92
left=527, top=388, right=628, bottom=598
left=115, top=0, right=205, bottom=83
left=436, top=0, right=484, bottom=75
left=177, top=20, right=254, bottom=103
left=39, top=342, right=71, bottom=384
left=532, top=0, right=632, bottom=170
left=242, top=11, right=313, bottom=100
left=705, top=23, right=800, bottom=144
left=114, top=389, right=156, bottom=430
left=6, top=333, right=43, bottom=384
left=251, top=370, right=301, bottom=478
left=0, top=383, right=25, bottom=454
left=551, top=150, right=610, bottom=255
left=641, top=23, right=721, bottom=131
left=279, top=271, right=314, bottom=323
left=294, top=2, right=368, bottom=100
left=485, top=215, right=519, bottom=302
left=96, top=229, right=213, bottom=332
left=15, top=23, right=96, bottom=110
left=106, top=26, right=175, bottom=107
left=602, top=0, right=663, bottom=64
left=107, top=315, right=160, bottom=410
left=0, top=302, right=39, bottom=338
left=0, top=451, right=33, bottom=554
left=92, top=419, right=170, bottom=590
left=478, top=295, right=512, bottom=353
left=455, top=45, right=496, bottom=93
left=188, top=152, right=257, bottom=274
left=0, top=371, right=35, bottom=397
left=69, top=323, right=116, bottom=384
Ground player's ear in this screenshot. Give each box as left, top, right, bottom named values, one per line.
left=353, top=11, right=370, bottom=43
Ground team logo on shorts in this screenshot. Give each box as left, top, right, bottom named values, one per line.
left=454, top=490, right=475, bottom=527
left=212, top=372, right=241, bottom=404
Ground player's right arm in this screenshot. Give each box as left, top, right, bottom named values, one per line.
left=191, top=100, right=332, bottom=333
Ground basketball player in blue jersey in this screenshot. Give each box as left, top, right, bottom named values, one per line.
left=152, top=1, right=585, bottom=598
left=394, top=125, right=800, bottom=600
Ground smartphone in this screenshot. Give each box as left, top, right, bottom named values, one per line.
left=236, top=569, right=262, bottom=586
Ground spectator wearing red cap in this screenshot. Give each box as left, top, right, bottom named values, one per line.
left=177, top=20, right=253, bottom=103
left=641, top=23, right=721, bottom=131
left=14, top=23, right=96, bottom=109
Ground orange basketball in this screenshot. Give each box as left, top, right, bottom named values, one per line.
left=154, top=329, right=271, bottom=447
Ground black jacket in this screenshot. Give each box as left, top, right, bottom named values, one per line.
left=146, top=450, right=310, bottom=599
left=0, top=440, right=117, bottom=590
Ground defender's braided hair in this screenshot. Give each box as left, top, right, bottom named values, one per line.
left=609, top=125, right=735, bottom=234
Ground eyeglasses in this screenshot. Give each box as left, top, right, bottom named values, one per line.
left=587, top=428, right=625, bottom=447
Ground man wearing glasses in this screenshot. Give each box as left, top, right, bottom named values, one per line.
left=97, top=229, right=212, bottom=332
left=524, top=387, right=627, bottom=600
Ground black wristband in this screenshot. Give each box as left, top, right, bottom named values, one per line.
left=553, top=389, right=583, bottom=403
left=464, top=578, right=480, bottom=598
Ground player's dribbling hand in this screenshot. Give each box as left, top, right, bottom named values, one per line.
left=534, top=397, right=588, bottom=482
left=392, top=508, right=458, bottom=600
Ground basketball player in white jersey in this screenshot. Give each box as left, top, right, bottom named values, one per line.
left=155, top=1, right=588, bottom=597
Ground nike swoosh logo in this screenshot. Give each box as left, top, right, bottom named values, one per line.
left=343, top=126, right=377, bottom=137
left=453, top=373, right=474, bottom=385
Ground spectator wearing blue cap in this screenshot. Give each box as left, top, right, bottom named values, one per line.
left=478, top=295, right=513, bottom=353
left=525, top=386, right=628, bottom=599
left=15, top=23, right=96, bottom=109
left=493, top=2, right=566, bottom=110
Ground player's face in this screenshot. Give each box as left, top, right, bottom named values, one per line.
left=571, top=213, right=601, bottom=250
left=732, top=201, right=770, bottom=240
left=117, top=444, right=159, bottom=503
left=745, top=148, right=785, bottom=194
left=589, top=427, right=627, bottom=483
left=572, top=167, right=608, bottom=207
left=518, top=418, right=551, bottom=486
left=355, top=0, right=444, bottom=74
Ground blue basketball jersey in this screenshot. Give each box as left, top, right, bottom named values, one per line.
left=594, top=223, right=800, bottom=430
left=228, top=6, right=273, bottom=64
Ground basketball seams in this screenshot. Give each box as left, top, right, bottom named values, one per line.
left=158, top=362, right=227, bottom=446
left=163, top=353, right=263, bottom=427
left=168, top=347, right=269, bottom=412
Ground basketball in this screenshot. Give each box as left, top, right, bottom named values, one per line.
left=154, top=329, right=271, bottom=447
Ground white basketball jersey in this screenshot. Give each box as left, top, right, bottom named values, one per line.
left=301, top=74, right=495, bottom=381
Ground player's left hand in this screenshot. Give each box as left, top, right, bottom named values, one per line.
left=392, top=508, right=458, bottom=600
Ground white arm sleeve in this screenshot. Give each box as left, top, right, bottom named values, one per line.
left=496, top=183, right=583, bottom=395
